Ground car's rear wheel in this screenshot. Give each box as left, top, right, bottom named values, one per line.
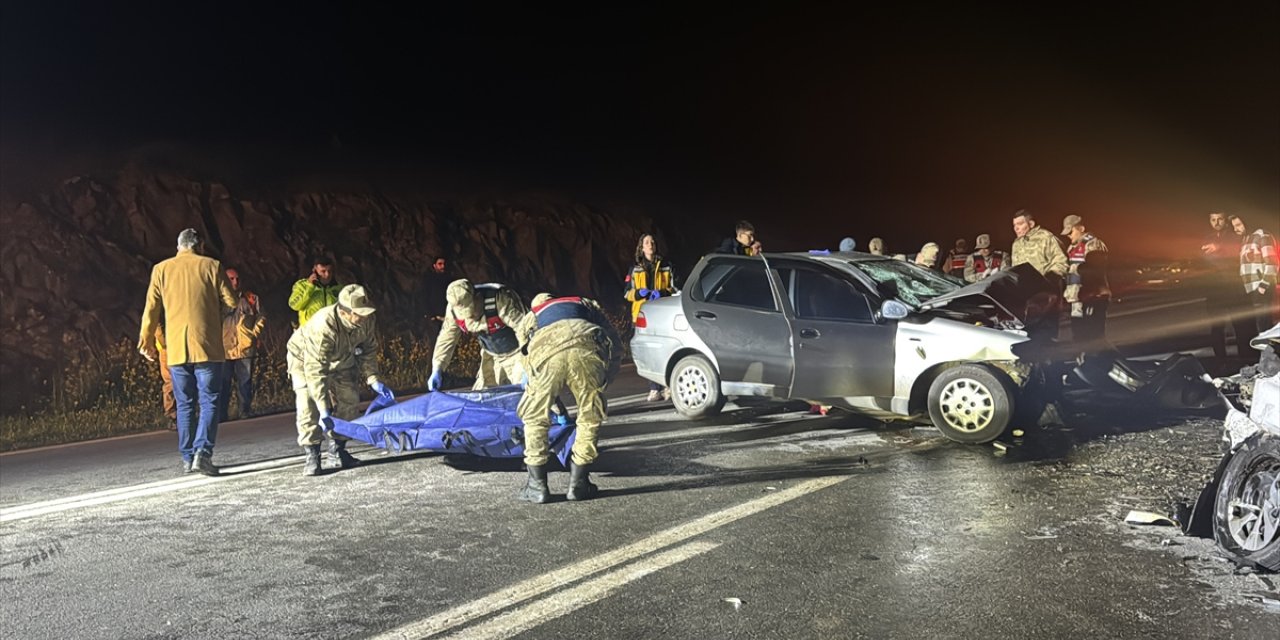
left=1213, top=435, right=1280, bottom=571
left=926, top=364, right=1014, bottom=443
left=670, top=354, right=726, bottom=419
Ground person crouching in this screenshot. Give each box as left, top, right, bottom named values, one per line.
left=286, top=285, right=395, bottom=476
left=516, top=294, right=622, bottom=503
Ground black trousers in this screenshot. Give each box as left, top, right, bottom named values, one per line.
left=1206, top=289, right=1258, bottom=358
left=1070, top=298, right=1110, bottom=345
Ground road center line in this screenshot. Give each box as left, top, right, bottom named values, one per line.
left=440, top=541, right=721, bottom=640
left=369, top=474, right=847, bottom=639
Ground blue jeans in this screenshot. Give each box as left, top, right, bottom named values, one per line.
left=218, top=358, right=254, bottom=421
left=170, top=362, right=223, bottom=461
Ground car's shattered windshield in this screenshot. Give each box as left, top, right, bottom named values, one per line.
left=849, top=259, right=960, bottom=307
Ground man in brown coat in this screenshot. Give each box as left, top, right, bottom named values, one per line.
left=138, top=228, right=237, bottom=475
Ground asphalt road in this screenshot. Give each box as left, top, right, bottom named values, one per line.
left=2, top=283, right=1277, bottom=639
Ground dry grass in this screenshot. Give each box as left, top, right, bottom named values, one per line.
left=0, top=330, right=472, bottom=452
left=0, top=308, right=631, bottom=452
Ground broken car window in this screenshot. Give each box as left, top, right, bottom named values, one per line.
left=850, top=259, right=958, bottom=308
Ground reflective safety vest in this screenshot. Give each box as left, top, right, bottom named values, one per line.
left=454, top=283, right=519, bottom=354
left=947, top=251, right=970, bottom=274
left=532, top=296, right=598, bottom=329
left=972, top=252, right=1003, bottom=276
left=1066, top=238, right=1089, bottom=286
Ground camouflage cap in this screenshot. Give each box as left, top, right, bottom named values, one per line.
left=338, top=284, right=376, bottom=316
left=445, top=279, right=474, bottom=309
left=974, top=234, right=991, bottom=249
left=1061, top=214, right=1083, bottom=235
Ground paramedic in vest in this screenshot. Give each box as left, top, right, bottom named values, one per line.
left=428, top=279, right=529, bottom=392
left=288, top=256, right=342, bottom=327
left=945, top=238, right=970, bottom=277
left=624, top=233, right=677, bottom=401
left=515, top=294, right=623, bottom=503
left=1062, top=215, right=1112, bottom=344
left=287, top=284, right=394, bottom=476
left=964, top=234, right=1009, bottom=282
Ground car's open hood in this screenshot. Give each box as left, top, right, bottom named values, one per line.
left=919, top=263, right=1053, bottom=322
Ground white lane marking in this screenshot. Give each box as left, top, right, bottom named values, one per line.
left=441, top=541, right=721, bottom=640
left=0, top=456, right=305, bottom=523
left=369, top=475, right=847, bottom=640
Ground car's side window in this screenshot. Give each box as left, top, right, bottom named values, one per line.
left=704, top=261, right=777, bottom=311
left=795, top=268, right=874, bottom=322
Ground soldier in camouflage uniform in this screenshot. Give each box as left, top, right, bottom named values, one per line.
left=287, top=285, right=394, bottom=476
left=428, top=279, right=529, bottom=392
left=514, top=293, right=622, bottom=503
left=1061, top=215, right=1111, bottom=344
left=1011, top=209, right=1069, bottom=340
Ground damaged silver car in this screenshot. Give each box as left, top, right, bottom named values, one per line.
left=630, top=252, right=1054, bottom=443
left=1210, top=324, right=1280, bottom=571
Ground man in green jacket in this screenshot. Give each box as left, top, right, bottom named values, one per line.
left=288, top=256, right=342, bottom=327
left=1011, top=209, right=1069, bottom=341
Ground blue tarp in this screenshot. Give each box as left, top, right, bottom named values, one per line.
left=331, top=385, right=576, bottom=465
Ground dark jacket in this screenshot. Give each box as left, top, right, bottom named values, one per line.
left=715, top=237, right=754, bottom=256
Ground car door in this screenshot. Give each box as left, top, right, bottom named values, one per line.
left=683, top=257, right=794, bottom=397
left=774, top=260, right=896, bottom=400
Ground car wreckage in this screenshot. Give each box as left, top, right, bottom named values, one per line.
left=1205, top=324, right=1280, bottom=571
left=631, top=252, right=1058, bottom=444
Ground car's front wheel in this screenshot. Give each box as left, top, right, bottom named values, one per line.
left=926, top=364, right=1014, bottom=443
left=1213, top=434, right=1280, bottom=572
left=670, top=354, right=726, bottom=419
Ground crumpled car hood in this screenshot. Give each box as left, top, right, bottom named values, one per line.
left=919, top=263, right=1053, bottom=322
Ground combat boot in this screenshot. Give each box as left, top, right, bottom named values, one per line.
left=518, top=465, right=550, bottom=503
left=328, top=439, right=361, bottom=469
left=566, top=462, right=598, bottom=501
left=302, top=445, right=322, bottom=476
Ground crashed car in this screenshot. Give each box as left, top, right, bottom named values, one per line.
left=1208, top=324, right=1280, bottom=571
left=630, top=252, right=1054, bottom=443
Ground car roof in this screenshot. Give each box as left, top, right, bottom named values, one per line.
left=767, top=251, right=896, bottom=264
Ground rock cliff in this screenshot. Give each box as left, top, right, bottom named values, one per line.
left=0, top=164, right=688, bottom=413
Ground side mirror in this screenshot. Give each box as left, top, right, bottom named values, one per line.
left=880, top=300, right=910, bottom=320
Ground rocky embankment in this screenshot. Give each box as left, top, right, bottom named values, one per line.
left=0, top=164, right=682, bottom=413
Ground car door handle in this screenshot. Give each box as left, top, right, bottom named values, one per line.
left=694, top=310, right=717, bottom=320
left=799, top=328, right=820, bottom=339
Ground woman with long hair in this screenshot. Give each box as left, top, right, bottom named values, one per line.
left=624, top=233, right=678, bottom=401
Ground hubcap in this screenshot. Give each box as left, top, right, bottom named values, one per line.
left=675, top=365, right=709, bottom=409
left=1227, top=457, right=1280, bottom=552
left=938, top=378, right=995, bottom=433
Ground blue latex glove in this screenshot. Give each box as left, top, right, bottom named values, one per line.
left=371, top=380, right=395, bottom=402
left=520, top=373, right=529, bottom=389
left=553, top=412, right=569, bottom=427
left=636, top=287, right=651, bottom=299
left=428, top=368, right=443, bottom=392
left=317, top=405, right=335, bottom=433
left=647, top=289, right=662, bottom=301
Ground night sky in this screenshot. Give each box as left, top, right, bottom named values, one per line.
left=3, top=3, right=1277, bottom=257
